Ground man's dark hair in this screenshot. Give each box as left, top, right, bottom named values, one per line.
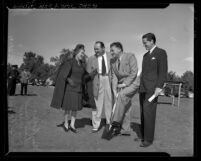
left=95, top=41, right=105, bottom=48
left=110, top=42, right=123, bottom=51
left=142, top=33, right=156, bottom=44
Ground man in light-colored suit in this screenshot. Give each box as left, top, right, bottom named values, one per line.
left=20, top=68, right=31, bottom=95
left=104, top=42, right=140, bottom=140
left=86, top=41, right=113, bottom=132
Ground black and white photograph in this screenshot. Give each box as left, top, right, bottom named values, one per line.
left=5, top=3, right=194, bottom=156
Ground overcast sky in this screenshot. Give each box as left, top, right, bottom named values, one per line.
left=7, top=4, right=194, bottom=76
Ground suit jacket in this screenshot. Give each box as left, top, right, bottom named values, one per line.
left=86, top=52, right=112, bottom=98
left=111, top=52, right=138, bottom=95
left=20, top=71, right=31, bottom=84
left=139, top=47, right=168, bottom=93
left=8, top=69, right=19, bottom=80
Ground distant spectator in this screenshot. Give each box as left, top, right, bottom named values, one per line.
left=46, top=77, right=53, bottom=86
left=20, top=68, right=31, bottom=95
left=7, top=65, right=20, bottom=96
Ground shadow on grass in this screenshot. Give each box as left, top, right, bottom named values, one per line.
left=26, top=94, right=38, bottom=96
left=75, top=118, right=107, bottom=130
left=75, top=118, right=93, bottom=128
left=14, top=93, right=37, bottom=96
left=8, top=106, right=16, bottom=114
left=157, top=102, right=172, bottom=105
left=57, top=118, right=106, bottom=129
left=131, top=122, right=142, bottom=138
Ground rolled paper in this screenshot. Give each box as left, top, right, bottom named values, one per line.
left=148, top=94, right=156, bottom=102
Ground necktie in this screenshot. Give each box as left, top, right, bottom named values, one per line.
left=102, top=56, right=106, bottom=75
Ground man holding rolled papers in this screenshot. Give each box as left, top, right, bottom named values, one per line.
left=137, top=33, right=168, bottom=147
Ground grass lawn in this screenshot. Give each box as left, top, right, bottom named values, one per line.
left=7, top=85, right=194, bottom=156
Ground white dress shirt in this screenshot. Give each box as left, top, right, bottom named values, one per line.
left=149, top=45, right=157, bottom=54
left=98, top=52, right=108, bottom=74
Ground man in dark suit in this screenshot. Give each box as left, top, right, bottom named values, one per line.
left=137, top=33, right=168, bottom=147
left=7, top=65, right=20, bottom=96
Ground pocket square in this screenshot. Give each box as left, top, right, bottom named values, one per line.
left=151, top=57, right=156, bottom=60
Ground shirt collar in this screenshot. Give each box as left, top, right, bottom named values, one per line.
left=118, top=52, right=124, bottom=61
left=149, top=45, right=157, bottom=54
left=98, top=52, right=106, bottom=58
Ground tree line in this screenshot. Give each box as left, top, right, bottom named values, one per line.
left=165, top=70, right=194, bottom=97
left=7, top=49, right=73, bottom=85
left=7, top=50, right=194, bottom=96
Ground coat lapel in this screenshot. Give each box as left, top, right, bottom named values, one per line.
left=150, top=46, right=158, bottom=56
left=112, top=58, right=121, bottom=77
left=118, top=53, right=126, bottom=72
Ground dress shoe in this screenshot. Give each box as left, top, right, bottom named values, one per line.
left=113, top=127, right=121, bottom=136
left=57, top=122, right=65, bottom=127
left=62, top=124, right=69, bottom=132
left=69, top=125, right=77, bottom=133
left=57, top=122, right=69, bottom=132
left=140, top=141, right=152, bottom=147
left=111, top=122, right=121, bottom=136
left=120, top=133, right=131, bottom=136
left=134, top=137, right=144, bottom=142
left=108, top=122, right=121, bottom=134
left=102, top=125, right=121, bottom=140
left=92, top=128, right=99, bottom=133
left=110, top=126, right=121, bottom=137
left=120, top=130, right=131, bottom=136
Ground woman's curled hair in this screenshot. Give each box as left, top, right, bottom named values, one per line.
left=73, top=44, right=85, bottom=57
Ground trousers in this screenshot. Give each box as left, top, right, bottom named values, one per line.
left=139, top=92, right=158, bottom=142
left=21, top=83, right=28, bottom=95
left=112, top=80, right=139, bottom=132
left=92, top=75, right=112, bottom=129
